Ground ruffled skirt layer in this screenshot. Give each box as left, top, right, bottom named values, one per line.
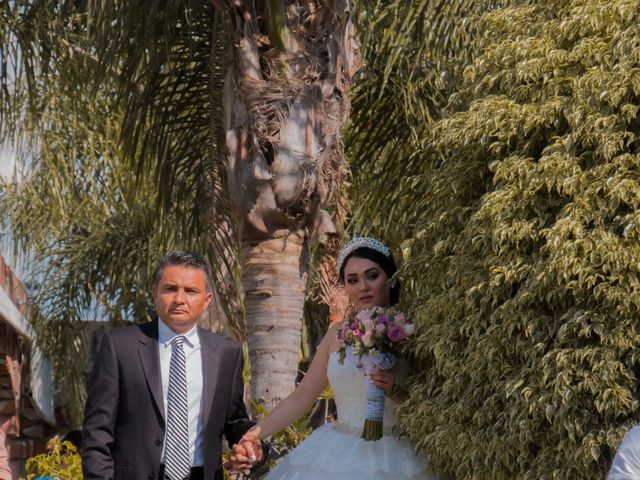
left=265, top=422, right=436, bottom=480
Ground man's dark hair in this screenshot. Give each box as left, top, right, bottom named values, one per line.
left=154, top=250, right=212, bottom=291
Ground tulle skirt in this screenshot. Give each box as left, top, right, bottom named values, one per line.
left=265, top=422, right=436, bottom=479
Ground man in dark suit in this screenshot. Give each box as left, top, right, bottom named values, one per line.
left=82, top=251, right=263, bottom=480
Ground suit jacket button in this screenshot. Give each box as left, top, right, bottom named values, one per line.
left=155, top=438, right=162, bottom=446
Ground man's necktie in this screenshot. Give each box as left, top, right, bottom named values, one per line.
left=165, top=335, right=190, bottom=480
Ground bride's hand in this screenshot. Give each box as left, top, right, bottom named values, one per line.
left=369, top=368, right=395, bottom=396
left=228, top=431, right=263, bottom=473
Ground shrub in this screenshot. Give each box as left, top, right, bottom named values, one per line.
left=23, top=436, right=82, bottom=480
left=397, top=1, right=640, bottom=478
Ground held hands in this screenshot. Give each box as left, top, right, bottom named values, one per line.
left=369, top=368, right=395, bottom=396
left=227, top=432, right=263, bottom=474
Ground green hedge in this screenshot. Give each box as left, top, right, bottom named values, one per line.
left=397, top=1, right=640, bottom=478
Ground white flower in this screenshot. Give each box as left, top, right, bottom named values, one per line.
left=403, top=323, right=415, bottom=336
left=362, top=332, right=374, bottom=347
left=363, top=318, right=374, bottom=333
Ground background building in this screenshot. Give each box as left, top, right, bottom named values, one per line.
left=0, top=256, right=57, bottom=478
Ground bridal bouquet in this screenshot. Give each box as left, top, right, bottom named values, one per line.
left=337, top=306, right=415, bottom=440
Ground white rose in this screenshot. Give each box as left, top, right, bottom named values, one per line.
left=403, top=324, right=415, bottom=336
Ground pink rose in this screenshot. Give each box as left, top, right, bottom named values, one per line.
left=375, top=323, right=386, bottom=336
left=388, top=324, right=405, bottom=342
left=356, top=309, right=371, bottom=322
left=363, top=318, right=374, bottom=333
left=362, top=331, right=374, bottom=347
left=394, top=314, right=406, bottom=326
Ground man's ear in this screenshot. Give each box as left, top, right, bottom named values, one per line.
left=203, top=291, right=213, bottom=309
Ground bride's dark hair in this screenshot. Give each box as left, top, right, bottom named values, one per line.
left=338, top=248, right=400, bottom=306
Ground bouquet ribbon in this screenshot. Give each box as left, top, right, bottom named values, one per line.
left=347, top=347, right=396, bottom=440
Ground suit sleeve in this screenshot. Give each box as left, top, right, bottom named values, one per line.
left=223, top=346, right=254, bottom=446
left=81, top=333, right=119, bottom=480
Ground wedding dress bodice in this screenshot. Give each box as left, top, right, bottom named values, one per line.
left=327, top=351, right=397, bottom=435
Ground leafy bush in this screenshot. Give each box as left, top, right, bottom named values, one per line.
left=397, top=1, right=640, bottom=478
left=23, top=436, right=82, bottom=480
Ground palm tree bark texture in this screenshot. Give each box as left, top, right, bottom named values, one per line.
left=221, top=0, right=359, bottom=409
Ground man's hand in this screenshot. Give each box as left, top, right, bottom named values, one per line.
left=227, top=433, right=263, bottom=474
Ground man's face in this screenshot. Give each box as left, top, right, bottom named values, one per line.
left=152, top=265, right=213, bottom=333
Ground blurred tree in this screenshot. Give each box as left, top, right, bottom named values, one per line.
left=80, top=0, right=360, bottom=410
left=0, top=1, right=234, bottom=421
left=0, top=0, right=497, bottom=420
left=0, top=0, right=358, bottom=415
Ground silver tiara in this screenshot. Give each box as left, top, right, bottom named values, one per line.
left=336, top=237, right=391, bottom=275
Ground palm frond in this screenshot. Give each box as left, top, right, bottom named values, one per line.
left=0, top=0, right=242, bottom=422
left=88, top=1, right=242, bottom=326
left=346, top=0, right=513, bottom=246
left=90, top=2, right=230, bottom=229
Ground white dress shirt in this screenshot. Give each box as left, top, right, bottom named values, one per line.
left=609, top=426, right=640, bottom=479
left=158, top=319, right=204, bottom=467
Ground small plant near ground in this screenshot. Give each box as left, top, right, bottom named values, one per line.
left=23, top=436, right=82, bottom=480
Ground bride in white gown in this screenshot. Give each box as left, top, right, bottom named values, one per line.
left=232, top=237, right=437, bottom=479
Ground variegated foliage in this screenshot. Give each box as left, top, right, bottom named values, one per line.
left=396, top=1, right=640, bottom=478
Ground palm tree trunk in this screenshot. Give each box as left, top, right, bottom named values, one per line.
left=222, top=0, right=359, bottom=409
left=241, top=231, right=308, bottom=409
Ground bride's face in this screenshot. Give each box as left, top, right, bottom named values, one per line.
left=343, top=256, right=390, bottom=310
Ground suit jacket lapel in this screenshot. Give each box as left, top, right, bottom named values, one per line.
left=199, top=328, right=220, bottom=429
left=137, top=320, right=165, bottom=425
